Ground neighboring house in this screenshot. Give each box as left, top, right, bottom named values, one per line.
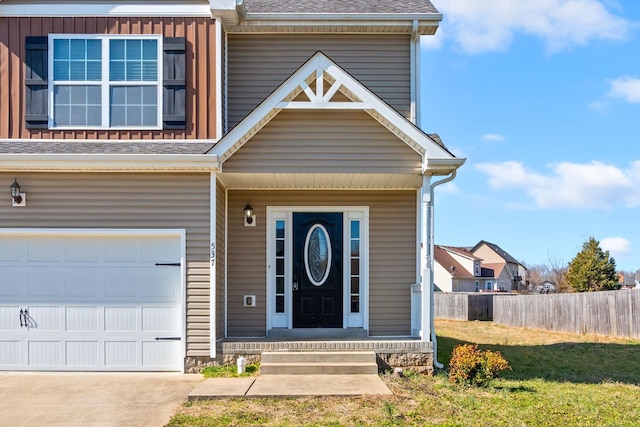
left=434, top=245, right=496, bottom=292
left=471, top=240, right=527, bottom=291
left=532, top=280, right=557, bottom=294
left=618, top=273, right=636, bottom=289
left=0, top=1, right=464, bottom=372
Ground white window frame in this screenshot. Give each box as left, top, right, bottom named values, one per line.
left=485, top=281, right=493, bottom=291
left=48, top=34, right=163, bottom=130
left=266, top=206, right=369, bottom=332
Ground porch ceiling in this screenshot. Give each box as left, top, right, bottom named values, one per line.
left=217, top=172, right=423, bottom=189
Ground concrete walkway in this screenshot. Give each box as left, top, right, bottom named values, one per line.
left=188, top=374, right=391, bottom=399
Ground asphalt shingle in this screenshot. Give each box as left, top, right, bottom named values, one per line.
left=243, top=0, right=439, bottom=15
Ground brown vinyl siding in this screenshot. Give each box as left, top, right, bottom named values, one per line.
left=226, top=190, right=416, bottom=337
left=223, top=110, right=422, bottom=174
left=0, top=16, right=218, bottom=139
left=227, top=34, right=410, bottom=129
left=0, top=172, right=211, bottom=357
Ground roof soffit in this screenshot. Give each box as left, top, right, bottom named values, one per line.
left=211, top=52, right=457, bottom=168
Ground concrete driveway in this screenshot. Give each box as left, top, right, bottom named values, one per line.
left=0, top=372, right=202, bottom=427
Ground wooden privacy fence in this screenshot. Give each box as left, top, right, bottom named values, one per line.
left=493, top=290, right=640, bottom=339
left=434, top=293, right=496, bottom=321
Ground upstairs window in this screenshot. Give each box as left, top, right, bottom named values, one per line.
left=50, top=35, right=161, bottom=129
left=25, top=35, right=185, bottom=130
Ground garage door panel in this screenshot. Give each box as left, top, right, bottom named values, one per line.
left=27, top=306, right=61, bottom=331
left=142, top=237, right=180, bottom=263
left=0, top=232, right=184, bottom=372
left=66, top=341, right=99, bottom=367
left=65, top=306, right=99, bottom=331
left=142, top=306, right=178, bottom=332
left=143, top=341, right=179, bottom=367
left=104, top=271, right=139, bottom=297
left=28, top=341, right=62, bottom=366
left=0, top=237, right=27, bottom=261
left=28, top=237, right=65, bottom=262
left=0, top=341, right=20, bottom=366
left=140, top=270, right=180, bottom=298
left=0, top=307, right=20, bottom=331
left=66, top=270, right=105, bottom=297
left=28, top=270, right=65, bottom=297
left=105, top=306, right=138, bottom=332
left=0, top=272, right=23, bottom=297
left=65, top=238, right=102, bottom=262
left=104, top=238, right=142, bottom=262
left=105, top=341, right=138, bottom=366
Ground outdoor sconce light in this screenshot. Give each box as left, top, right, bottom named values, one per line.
left=10, top=178, right=26, bottom=207
left=244, top=203, right=255, bottom=227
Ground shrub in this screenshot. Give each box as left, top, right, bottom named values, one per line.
left=448, top=344, right=510, bottom=387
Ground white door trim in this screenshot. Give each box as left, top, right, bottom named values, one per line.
left=265, top=207, right=369, bottom=332
left=0, top=228, right=187, bottom=372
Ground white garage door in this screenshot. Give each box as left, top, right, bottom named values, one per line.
left=0, top=231, right=184, bottom=371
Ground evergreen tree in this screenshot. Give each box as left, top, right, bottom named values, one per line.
left=566, top=237, right=618, bottom=292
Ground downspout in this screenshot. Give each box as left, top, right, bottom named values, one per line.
left=427, top=170, right=457, bottom=369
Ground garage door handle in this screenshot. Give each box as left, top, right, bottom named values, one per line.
left=19, top=309, right=24, bottom=327
left=155, top=263, right=181, bottom=267
left=155, top=337, right=181, bottom=341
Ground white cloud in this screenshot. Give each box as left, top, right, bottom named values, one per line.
left=608, top=76, right=640, bottom=103
left=600, top=237, right=632, bottom=258
left=429, top=0, right=630, bottom=53
left=482, top=133, right=505, bottom=142
left=475, top=160, right=640, bottom=209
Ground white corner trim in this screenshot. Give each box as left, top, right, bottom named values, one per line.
left=0, top=154, right=219, bottom=172
left=0, top=3, right=212, bottom=17
left=209, top=172, right=217, bottom=358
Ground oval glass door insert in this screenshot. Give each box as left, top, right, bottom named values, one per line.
left=304, top=224, right=332, bottom=286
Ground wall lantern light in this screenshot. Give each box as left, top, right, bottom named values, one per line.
left=244, top=203, right=255, bottom=227
left=10, top=178, right=26, bottom=207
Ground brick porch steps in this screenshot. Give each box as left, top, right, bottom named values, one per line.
left=260, top=351, right=378, bottom=375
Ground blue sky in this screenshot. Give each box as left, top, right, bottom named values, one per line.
left=421, top=0, right=640, bottom=271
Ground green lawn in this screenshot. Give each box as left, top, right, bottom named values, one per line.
left=168, top=320, right=640, bottom=426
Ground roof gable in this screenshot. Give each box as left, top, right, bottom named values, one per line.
left=211, top=52, right=462, bottom=174
left=472, top=240, right=524, bottom=267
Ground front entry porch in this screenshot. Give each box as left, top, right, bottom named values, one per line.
left=217, top=335, right=434, bottom=374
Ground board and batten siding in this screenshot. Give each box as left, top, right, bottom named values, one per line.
left=0, top=16, right=218, bottom=139
left=0, top=173, right=211, bottom=358
left=226, top=190, right=416, bottom=337
left=226, top=34, right=411, bottom=129
left=223, top=110, right=422, bottom=174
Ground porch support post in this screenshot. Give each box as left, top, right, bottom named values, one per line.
left=209, top=172, right=217, bottom=358
left=419, top=175, right=432, bottom=341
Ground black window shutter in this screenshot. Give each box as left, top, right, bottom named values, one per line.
left=25, top=36, right=49, bottom=129
left=163, top=37, right=186, bottom=130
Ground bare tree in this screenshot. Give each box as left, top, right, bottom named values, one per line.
left=548, top=253, right=570, bottom=292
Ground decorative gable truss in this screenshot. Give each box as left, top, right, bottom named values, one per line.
left=212, top=52, right=463, bottom=175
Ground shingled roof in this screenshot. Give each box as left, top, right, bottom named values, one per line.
left=214, top=0, right=441, bottom=34
left=243, top=0, right=439, bottom=15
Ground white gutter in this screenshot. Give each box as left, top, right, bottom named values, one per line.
left=427, top=170, right=457, bottom=370
left=0, top=154, right=219, bottom=172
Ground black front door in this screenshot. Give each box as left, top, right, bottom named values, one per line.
left=293, top=212, right=343, bottom=328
